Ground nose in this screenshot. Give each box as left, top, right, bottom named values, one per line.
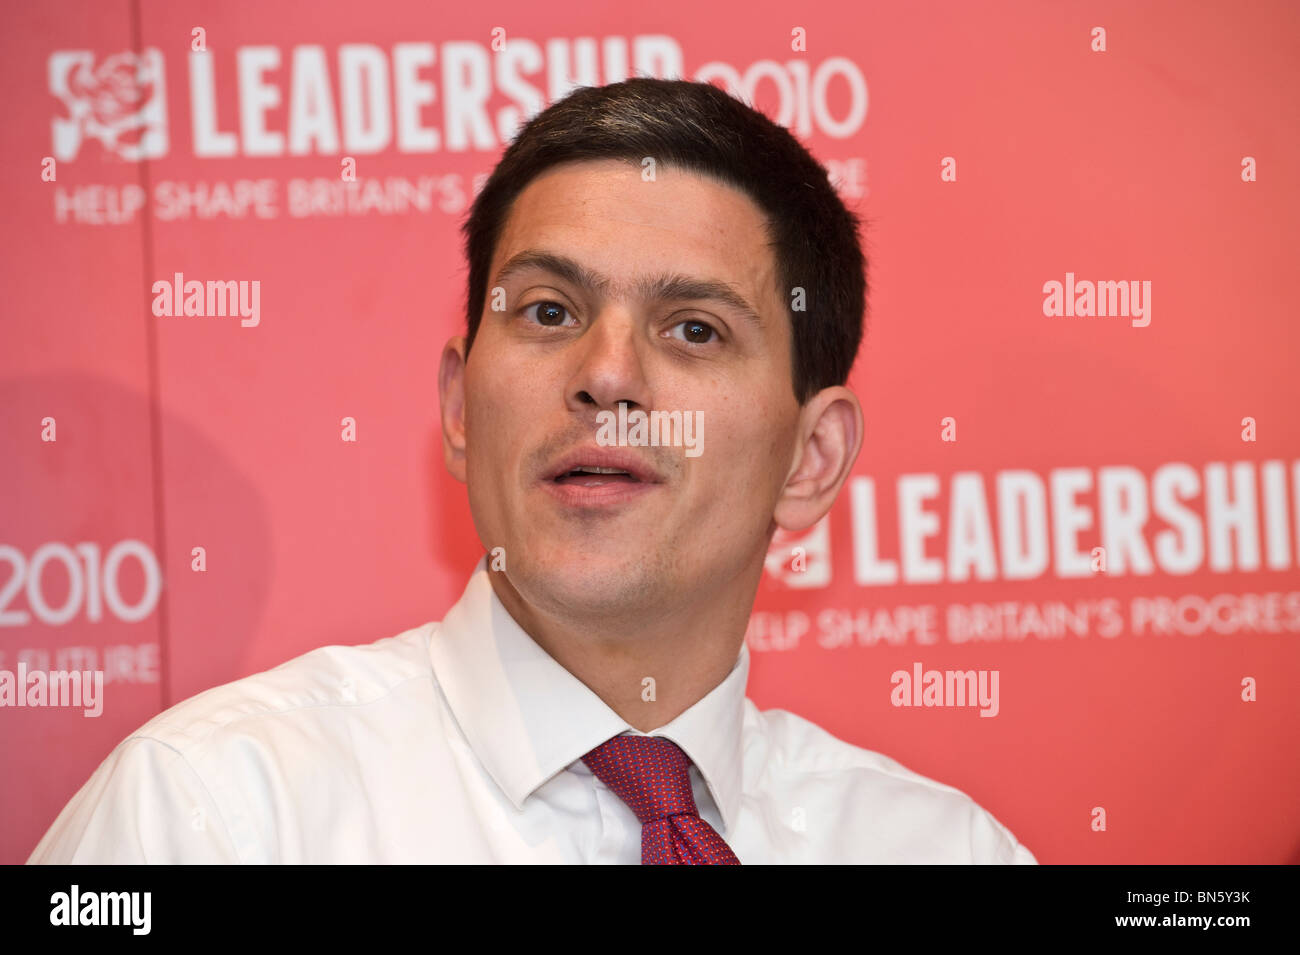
left=565, top=305, right=652, bottom=416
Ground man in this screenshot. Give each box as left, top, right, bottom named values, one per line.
left=30, top=78, right=1035, bottom=864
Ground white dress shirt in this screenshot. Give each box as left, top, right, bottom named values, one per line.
left=29, top=558, right=1037, bottom=864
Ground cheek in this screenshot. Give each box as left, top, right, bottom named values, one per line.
left=686, top=411, right=756, bottom=496
left=465, top=343, right=515, bottom=422
left=463, top=377, right=511, bottom=476
left=464, top=356, right=541, bottom=491
left=704, top=406, right=794, bottom=502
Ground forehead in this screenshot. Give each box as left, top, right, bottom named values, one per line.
left=490, top=159, right=781, bottom=306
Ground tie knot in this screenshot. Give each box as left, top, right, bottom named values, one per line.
left=581, top=734, right=699, bottom=824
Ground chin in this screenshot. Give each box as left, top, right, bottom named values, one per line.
left=512, top=545, right=665, bottom=619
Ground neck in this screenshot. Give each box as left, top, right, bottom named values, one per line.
left=487, top=561, right=761, bottom=732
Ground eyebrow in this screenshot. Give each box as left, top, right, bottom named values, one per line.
left=492, top=249, right=765, bottom=329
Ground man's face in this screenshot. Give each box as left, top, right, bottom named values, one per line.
left=452, top=158, right=804, bottom=622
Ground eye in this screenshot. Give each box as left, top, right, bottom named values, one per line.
left=668, top=318, right=719, bottom=345
left=523, top=300, right=575, bottom=327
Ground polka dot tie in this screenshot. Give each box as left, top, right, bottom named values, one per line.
left=582, top=733, right=741, bottom=865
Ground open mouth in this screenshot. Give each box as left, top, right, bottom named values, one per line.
left=553, top=466, right=641, bottom=487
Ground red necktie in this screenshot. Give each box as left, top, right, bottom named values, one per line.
left=582, top=733, right=741, bottom=864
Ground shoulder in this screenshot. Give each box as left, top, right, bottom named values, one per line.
left=29, top=624, right=442, bottom=863
left=743, top=701, right=1036, bottom=864
left=132, top=622, right=439, bottom=754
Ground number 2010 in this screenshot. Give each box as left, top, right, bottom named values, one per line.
left=0, top=541, right=161, bottom=626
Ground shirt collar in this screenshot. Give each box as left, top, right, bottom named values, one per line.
left=428, top=557, right=749, bottom=836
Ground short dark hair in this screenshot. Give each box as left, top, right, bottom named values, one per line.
left=460, top=77, right=867, bottom=404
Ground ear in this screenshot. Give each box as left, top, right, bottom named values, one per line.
left=439, top=335, right=469, bottom=483
left=772, top=385, right=863, bottom=532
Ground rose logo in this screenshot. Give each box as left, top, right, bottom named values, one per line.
left=763, top=515, right=832, bottom=588
left=49, top=49, right=168, bottom=161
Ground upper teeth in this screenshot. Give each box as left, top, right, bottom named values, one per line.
left=574, top=467, right=627, bottom=474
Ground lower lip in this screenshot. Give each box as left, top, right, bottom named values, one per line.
left=540, top=477, right=660, bottom=508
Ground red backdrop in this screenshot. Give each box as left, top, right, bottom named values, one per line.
left=2, top=0, right=1298, bottom=864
